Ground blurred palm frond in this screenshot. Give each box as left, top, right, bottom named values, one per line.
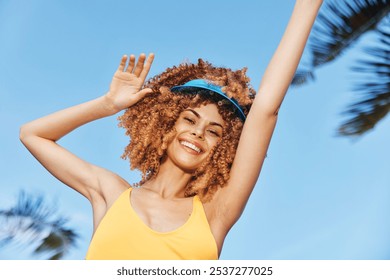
left=0, top=191, right=78, bottom=260
left=338, top=26, right=390, bottom=136
left=292, top=0, right=390, bottom=85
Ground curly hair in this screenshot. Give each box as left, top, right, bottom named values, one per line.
left=118, top=59, right=256, bottom=202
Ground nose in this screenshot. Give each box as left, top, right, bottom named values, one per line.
left=191, top=127, right=205, bottom=140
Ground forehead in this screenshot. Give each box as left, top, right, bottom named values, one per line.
left=183, top=103, right=224, bottom=125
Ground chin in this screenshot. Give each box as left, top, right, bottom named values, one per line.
left=172, top=155, right=203, bottom=173
left=166, top=141, right=206, bottom=173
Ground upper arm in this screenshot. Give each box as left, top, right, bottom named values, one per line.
left=212, top=99, right=278, bottom=230
left=210, top=1, right=322, bottom=230
left=19, top=128, right=121, bottom=203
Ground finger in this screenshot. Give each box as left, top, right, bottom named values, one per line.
left=117, top=55, right=127, bottom=72
left=126, top=54, right=136, bottom=73
left=133, top=53, right=146, bottom=76
left=139, top=53, right=155, bottom=81
left=137, top=88, right=153, bottom=99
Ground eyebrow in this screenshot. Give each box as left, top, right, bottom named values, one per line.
left=184, top=109, right=224, bottom=129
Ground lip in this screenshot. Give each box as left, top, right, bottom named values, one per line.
left=178, top=137, right=205, bottom=155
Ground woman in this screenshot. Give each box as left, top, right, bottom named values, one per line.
left=20, top=0, right=323, bottom=259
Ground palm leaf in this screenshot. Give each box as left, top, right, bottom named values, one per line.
left=338, top=25, right=390, bottom=136
left=292, top=0, right=390, bottom=85
left=34, top=229, right=77, bottom=260
left=0, top=191, right=78, bottom=259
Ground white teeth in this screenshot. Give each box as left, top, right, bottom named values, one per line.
left=180, top=141, right=201, bottom=153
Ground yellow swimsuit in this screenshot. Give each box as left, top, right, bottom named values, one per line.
left=86, top=188, right=218, bottom=260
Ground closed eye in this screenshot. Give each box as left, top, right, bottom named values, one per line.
left=184, top=117, right=195, bottom=124
left=208, top=129, right=220, bottom=137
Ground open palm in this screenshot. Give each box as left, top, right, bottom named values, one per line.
left=106, top=53, right=155, bottom=112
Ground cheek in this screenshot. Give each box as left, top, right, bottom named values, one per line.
left=162, top=127, right=178, bottom=149
left=207, top=138, right=221, bottom=153
left=165, top=136, right=177, bottom=156
left=171, top=124, right=187, bottom=139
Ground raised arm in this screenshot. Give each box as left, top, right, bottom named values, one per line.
left=213, top=0, right=323, bottom=229
left=19, top=54, right=154, bottom=203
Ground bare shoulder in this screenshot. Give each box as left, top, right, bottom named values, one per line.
left=91, top=165, right=131, bottom=208
left=88, top=166, right=131, bottom=232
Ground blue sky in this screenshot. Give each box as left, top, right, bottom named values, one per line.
left=0, top=0, right=389, bottom=260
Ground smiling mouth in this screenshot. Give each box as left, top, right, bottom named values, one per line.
left=179, top=140, right=202, bottom=154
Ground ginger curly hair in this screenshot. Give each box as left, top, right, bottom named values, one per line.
left=118, top=59, right=256, bottom=202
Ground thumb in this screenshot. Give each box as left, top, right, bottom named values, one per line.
left=137, top=88, right=153, bottom=99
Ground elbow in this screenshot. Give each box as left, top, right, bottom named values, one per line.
left=255, top=104, right=280, bottom=120
left=273, top=106, right=280, bottom=117
left=19, top=124, right=28, bottom=143
left=19, top=124, right=33, bottom=143
left=251, top=93, right=282, bottom=118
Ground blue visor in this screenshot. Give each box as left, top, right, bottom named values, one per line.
left=171, top=79, right=246, bottom=122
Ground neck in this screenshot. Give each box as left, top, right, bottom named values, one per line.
left=141, top=158, right=193, bottom=199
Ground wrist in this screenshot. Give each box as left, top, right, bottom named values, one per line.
left=100, top=94, right=121, bottom=116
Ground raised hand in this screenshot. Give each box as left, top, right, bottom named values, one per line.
left=105, top=53, right=155, bottom=113
left=20, top=52, right=155, bottom=210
